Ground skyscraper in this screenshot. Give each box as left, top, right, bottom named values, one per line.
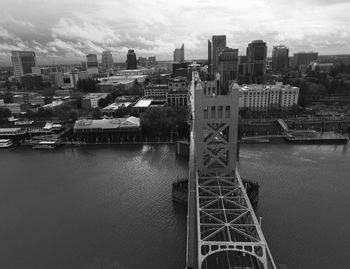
left=211, top=35, right=227, bottom=76
left=86, top=54, right=99, bottom=74
left=217, top=47, right=239, bottom=91
left=11, top=51, right=38, bottom=79
left=102, top=51, right=114, bottom=69
left=208, top=40, right=212, bottom=76
left=293, top=52, right=318, bottom=73
left=246, top=40, right=267, bottom=84
left=127, top=49, right=137, bottom=70
left=173, top=44, right=184, bottom=62
left=272, top=45, right=289, bottom=73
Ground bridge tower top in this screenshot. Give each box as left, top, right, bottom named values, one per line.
left=192, top=72, right=239, bottom=173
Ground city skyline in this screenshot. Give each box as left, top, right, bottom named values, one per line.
left=0, top=0, right=350, bottom=66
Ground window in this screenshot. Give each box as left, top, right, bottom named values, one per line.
left=225, top=106, right=230, bottom=118
left=211, top=106, right=216, bottom=119
left=204, top=106, right=208, bottom=119
left=218, top=106, right=223, bottom=118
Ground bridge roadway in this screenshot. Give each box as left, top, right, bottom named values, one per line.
left=186, top=76, right=198, bottom=268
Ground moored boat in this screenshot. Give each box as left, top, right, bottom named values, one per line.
left=0, top=139, right=13, bottom=148
left=32, top=141, right=57, bottom=149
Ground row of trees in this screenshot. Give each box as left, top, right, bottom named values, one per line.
left=279, top=60, right=350, bottom=107
left=141, top=106, right=189, bottom=139
left=24, top=101, right=80, bottom=121
left=0, top=91, right=13, bottom=103
left=77, top=78, right=100, bottom=92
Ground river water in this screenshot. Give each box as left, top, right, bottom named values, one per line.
left=0, top=144, right=349, bottom=269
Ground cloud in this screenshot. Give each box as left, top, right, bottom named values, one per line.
left=0, top=0, right=350, bottom=65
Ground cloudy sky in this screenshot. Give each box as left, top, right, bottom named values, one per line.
left=0, top=0, right=350, bottom=65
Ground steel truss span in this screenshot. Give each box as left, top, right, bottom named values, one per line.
left=196, top=170, right=276, bottom=268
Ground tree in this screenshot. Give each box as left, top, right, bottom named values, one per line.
left=68, top=110, right=79, bottom=121
left=98, top=98, right=109, bottom=108
left=0, top=107, right=11, bottom=118
left=130, top=108, right=139, bottom=117
left=141, top=106, right=190, bottom=139
left=35, top=108, right=54, bottom=119
left=0, top=91, right=13, bottom=103
left=92, top=108, right=102, bottom=119
left=42, top=88, right=56, bottom=97
left=77, top=78, right=98, bottom=92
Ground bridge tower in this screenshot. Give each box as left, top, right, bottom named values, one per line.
left=187, top=72, right=276, bottom=269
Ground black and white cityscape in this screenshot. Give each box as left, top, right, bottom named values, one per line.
left=1, top=1, right=350, bottom=269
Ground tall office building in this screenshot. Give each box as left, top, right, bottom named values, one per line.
left=173, top=44, right=184, bottom=62
left=127, top=49, right=137, bottom=69
left=211, top=35, right=226, bottom=76
left=217, top=47, right=239, bottom=91
left=208, top=40, right=212, bottom=76
left=50, top=67, right=64, bottom=88
left=102, top=51, right=114, bottom=69
left=272, top=45, right=289, bottom=73
left=11, top=51, right=38, bottom=79
left=293, top=52, right=318, bottom=72
left=246, top=40, right=267, bottom=84
left=86, top=54, right=99, bottom=75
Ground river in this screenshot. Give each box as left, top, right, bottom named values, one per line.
left=0, top=144, right=349, bottom=269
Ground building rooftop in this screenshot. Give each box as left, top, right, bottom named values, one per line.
left=83, top=93, right=108, bottom=100
left=74, top=116, right=140, bottom=130
left=101, top=102, right=132, bottom=111
left=0, top=128, right=22, bottom=132
left=145, top=84, right=168, bottom=89
left=239, top=83, right=299, bottom=92
left=133, top=99, right=153, bottom=108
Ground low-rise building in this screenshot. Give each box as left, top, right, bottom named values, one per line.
left=144, top=84, right=168, bottom=98
left=115, top=69, right=153, bottom=77
left=12, top=94, right=45, bottom=106
left=167, top=90, right=188, bottom=106
left=97, top=80, right=135, bottom=92
left=81, top=93, right=108, bottom=110
left=42, top=100, right=64, bottom=109
left=309, top=62, right=334, bottom=73
left=1, top=103, right=21, bottom=114
left=13, top=95, right=25, bottom=104
left=101, top=102, right=132, bottom=116
left=239, top=83, right=299, bottom=112
left=27, top=95, right=45, bottom=105
left=20, top=74, right=42, bottom=89
left=166, top=77, right=188, bottom=107
left=0, top=127, right=26, bottom=139
left=13, top=120, right=61, bottom=135
left=168, top=77, right=187, bottom=91
left=72, top=116, right=141, bottom=143
left=132, top=98, right=166, bottom=113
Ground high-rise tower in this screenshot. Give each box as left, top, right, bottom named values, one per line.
left=127, top=49, right=137, bottom=69
left=102, top=51, right=114, bottom=70
left=86, top=54, right=99, bottom=75
left=272, top=45, right=289, bottom=73
left=217, top=47, right=239, bottom=91
left=246, top=40, right=267, bottom=84
left=173, top=44, right=184, bottom=62
left=11, top=51, right=38, bottom=79
left=207, top=40, right=212, bottom=76
left=211, top=35, right=226, bottom=76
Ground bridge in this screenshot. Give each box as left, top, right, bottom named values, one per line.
left=276, top=119, right=289, bottom=133
left=186, top=72, right=276, bottom=269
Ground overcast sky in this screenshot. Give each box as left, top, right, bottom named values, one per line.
left=0, top=0, right=350, bottom=65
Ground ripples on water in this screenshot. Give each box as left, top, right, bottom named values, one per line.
left=1, top=144, right=349, bottom=269
left=0, top=145, right=188, bottom=269
left=238, top=143, right=350, bottom=269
